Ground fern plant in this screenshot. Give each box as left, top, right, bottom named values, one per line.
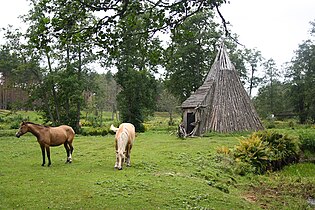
left=233, top=130, right=300, bottom=174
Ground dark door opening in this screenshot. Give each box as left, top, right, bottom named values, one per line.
left=187, top=112, right=195, bottom=134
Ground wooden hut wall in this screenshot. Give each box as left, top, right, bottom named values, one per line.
left=198, top=82, right=216, bottom=135
left=208, top=70, right=264, bottom=132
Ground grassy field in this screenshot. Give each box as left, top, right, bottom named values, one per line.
left=0, top=131, right=314, bottom=209
left=0, top=111, right=315, bottom=209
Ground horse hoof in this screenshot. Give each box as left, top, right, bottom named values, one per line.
left=41, top=164, right=45, bottom=167
left=118, top=167, right=123, bottom=170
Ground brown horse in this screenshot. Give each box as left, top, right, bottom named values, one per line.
left=15, top=121, right=75, bottom=166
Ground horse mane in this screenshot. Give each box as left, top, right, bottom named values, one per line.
left=24, top=121, right=50, bottom=128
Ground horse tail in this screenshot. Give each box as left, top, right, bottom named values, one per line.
left=110, top=124, right=119, bottom=133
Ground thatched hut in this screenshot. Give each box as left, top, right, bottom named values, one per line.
left=180, top=44, right=264, bottom=136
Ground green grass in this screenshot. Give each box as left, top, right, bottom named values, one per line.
left=1, top=129, right=314, bottom=209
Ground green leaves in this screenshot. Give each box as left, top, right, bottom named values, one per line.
left=234, top=130, right=300, bottom=174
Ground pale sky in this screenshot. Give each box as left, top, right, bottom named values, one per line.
left=1, top=0, right=315, bottom=69
left=220, top=0, right=315, bottom=67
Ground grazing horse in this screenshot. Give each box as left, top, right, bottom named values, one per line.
left=110, top=123, right=135, bottom=170
left=15, top=121, right=75, bottom=166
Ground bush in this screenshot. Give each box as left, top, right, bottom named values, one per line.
left=233, top=130, right=300, bottom=174
left=299, top=131, right=315, bottom=153
left=256, top=130, right=300, bottom=170
left=81, top=127, right=109, bottom=136
left=10, top=122, right=21, bottom=129
left=234, top=134, right=271, bottom=174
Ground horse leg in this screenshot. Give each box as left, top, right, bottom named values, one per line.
left=126, top=144, right=132, bottom=167
left=68, top=142, right=74, bottom=163
left=114, top=143, right=119, bottom=169
left=46, top=146, right=51, bottom=166
left=114, top=152, right=119, bottom=169
left=40, top=145, right=45, bottom=166
left=64, top=142, right=70, bottom=163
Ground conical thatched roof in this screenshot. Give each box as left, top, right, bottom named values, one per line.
left=181, top=44, right=264, bottom=134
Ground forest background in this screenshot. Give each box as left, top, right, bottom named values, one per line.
left=0, top=0, right=315, bottom=133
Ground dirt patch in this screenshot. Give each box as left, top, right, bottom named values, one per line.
left=243, top=181, right=315, bottom=209
left=242, top=193, right=257, bottom=203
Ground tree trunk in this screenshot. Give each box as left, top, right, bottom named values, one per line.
left=46, top=51, right=60, bottom=124
left=75, top=43, right=82, bottom=133
left=249, top=64, right=255, bottom=97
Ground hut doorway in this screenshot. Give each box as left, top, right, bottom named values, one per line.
left=186, top=112, right=195, bottom=134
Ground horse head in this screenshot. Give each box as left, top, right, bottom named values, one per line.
left=15, top=121, right=29, bottom=138
left=116, top=149, right=126, bottom=170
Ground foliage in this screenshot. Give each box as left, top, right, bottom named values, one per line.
left=234, top=134, right=271, bottom=174
left=299, top=130, right=315, bottom=153
left=81, top=127, right=108, bottom=136
left=116, top=69, right=158, bottom=132
left=164, top=11, right=221, bottom=102
left=254, top=81, right=293, bottom=119
left=156, top=86, right=180, bottom=126
left=234, top=130, right=300, bottom=174
left=15, top=0, right=99, bottom=132
left=242, top=48, right=263, bottom=97
left=64, top=0, right=228, bottom=54
left=284, top=21, right=315, bottom=124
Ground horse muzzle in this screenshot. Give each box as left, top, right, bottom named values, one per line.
left=15, top=132, right=21, bottom=138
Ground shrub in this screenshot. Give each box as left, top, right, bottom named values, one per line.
left=255, top=130, right=300, bottom=167
left=10, top=122, right=21, bottom=129
left=234, top=135, right=271, bottom=174
left=299, top=131, right=315, bottom=153
left=81, top=127, right=109, bottom=136
left=233, top=130, right=300, bottom=174
left=216, top=146, right=231, bottom=155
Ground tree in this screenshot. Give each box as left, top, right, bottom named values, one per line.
left=109, top=5, right=163, bottom=131
left=163, top=10, right=248, bottom=103
left=93, top=71, right=119, bottom=123
left=286, top=39, right=315, bottom=123
left=164, top=11, right=222, bottom=102
left=243, top=48, right=263, bottom=97
left=157, top=87, right=180, bottom=125
left=262, top=58, right=280, bottom=114
left=116, top=69, right=158, bottom=131
left=23, top=0, right=97, bottom=132
left=0, top=26, right=42, bottom=110
left=4, top=0, right=230, bottom=132
left=73, top=0, right=227, bottom=53
left=253, top=81, right=292, bottom=119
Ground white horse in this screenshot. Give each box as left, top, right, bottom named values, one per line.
left=110, top=123, right=135, bottom=170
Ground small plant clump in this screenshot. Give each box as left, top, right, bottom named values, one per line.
left=81, top=127, right=109, bottom=136
left=233, top=130, right=300, bottom=174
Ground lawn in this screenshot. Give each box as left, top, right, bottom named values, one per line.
left=1, top=128, right=314, bottom=209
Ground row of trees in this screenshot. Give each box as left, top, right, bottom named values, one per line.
left=254, top=24, right=315, bottom=124
left=0, top=0, right=314, bottom=132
